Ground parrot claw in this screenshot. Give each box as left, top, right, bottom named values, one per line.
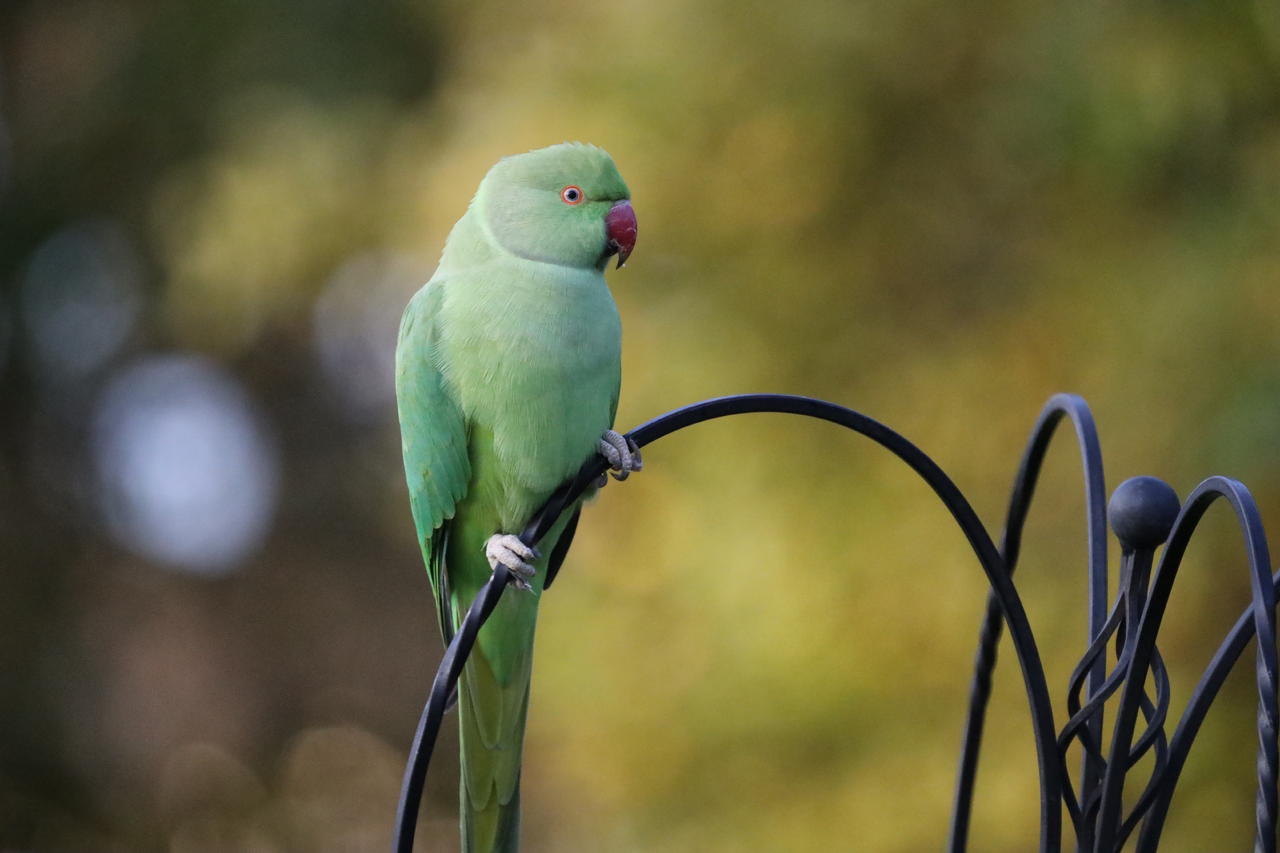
left=484, top=533, right=539, bottom=592
left=597, top=430, right=643, bottom=483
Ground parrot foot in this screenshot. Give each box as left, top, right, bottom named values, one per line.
left=597, top=430, right=643, bottom=483
left=485, top=533, right=539, bottom=592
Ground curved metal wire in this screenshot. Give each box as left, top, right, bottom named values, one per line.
left=393, top=393, right=1065, bottom=853
left=1134, top=566, right=1280, bottom=852
left=1092, top=478, right=1278, bottom=853
left=948, top=393, right=1108, bottom=853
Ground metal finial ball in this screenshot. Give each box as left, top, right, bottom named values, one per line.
left=1108, top=476, right=1181, bottom=550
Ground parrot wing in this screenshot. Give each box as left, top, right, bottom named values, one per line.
left=396, top=279, right=472, bottom=643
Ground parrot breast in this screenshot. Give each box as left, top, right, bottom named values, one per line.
left=438, top=258, right=621, bottom=527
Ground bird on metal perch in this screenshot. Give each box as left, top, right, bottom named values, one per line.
left=395, top=143, right=642, bottom=853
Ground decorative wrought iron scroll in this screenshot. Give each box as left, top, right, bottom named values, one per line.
left=392, top=393, right=1278, bottom=853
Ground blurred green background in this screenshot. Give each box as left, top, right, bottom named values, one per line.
left=3, top=0, right=1280, bottom=850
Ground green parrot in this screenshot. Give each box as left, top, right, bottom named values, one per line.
left=395, top=143, right=641, bottom=851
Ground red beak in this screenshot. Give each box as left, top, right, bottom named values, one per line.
left=604, top=200, right=637, bottom=269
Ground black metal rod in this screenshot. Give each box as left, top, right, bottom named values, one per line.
left=949, top=393, right=1107, bottom=853
left=1136, top=532, right=1274, bottom=845
left=1061, top=595, right=1127, bottom=763
left=1135, top=567, right=1280, bottom=852
left=393, top=562, right=513, bottom=853
left=393, top=393, right=1066, bottom=853
left=1116, top=648, right=1171, bottom=847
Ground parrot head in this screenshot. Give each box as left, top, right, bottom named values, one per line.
left=477, top=142, right=636, bottom=271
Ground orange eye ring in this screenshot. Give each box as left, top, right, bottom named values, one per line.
left=560, top=185, right=584, bottom=205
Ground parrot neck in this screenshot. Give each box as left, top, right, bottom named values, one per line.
left=439, top=205, right=502, bottom=271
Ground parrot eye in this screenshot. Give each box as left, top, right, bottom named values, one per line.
left=560, top=185, right=584, bottom=205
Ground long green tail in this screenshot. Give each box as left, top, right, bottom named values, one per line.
left=448, top=496, right=578, bottom=852
left=459, top=666, right=530, bottom=852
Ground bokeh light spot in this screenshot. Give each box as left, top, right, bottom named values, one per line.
left=92, top=354, right=279, bottom=575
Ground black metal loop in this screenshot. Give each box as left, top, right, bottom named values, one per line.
left=1093, top=478, right=1278, bottom=853
left=1129, top=484, right=1280, bottom=853
left=949, top=393, right=1107, bottom=853
left=393, top=394, right=1065, bottom=853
